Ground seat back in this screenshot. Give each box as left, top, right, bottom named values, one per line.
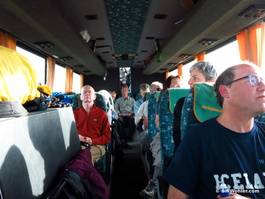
left=0, top=108, right=81, bottom=199
left=147, top=92, right=160, bottom=142
left=159, top=88, right=189, bottom=171
left=181, top=83, right=222, bottom=140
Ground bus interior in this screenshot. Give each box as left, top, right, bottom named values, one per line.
left=0, top=0, right=265, bottom=198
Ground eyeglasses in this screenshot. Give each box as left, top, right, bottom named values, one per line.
left=225, top=74, right=264, bottom=87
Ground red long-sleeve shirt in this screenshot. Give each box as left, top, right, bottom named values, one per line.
left=73, top=105, right=111, bottom=145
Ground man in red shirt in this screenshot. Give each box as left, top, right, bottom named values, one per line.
left=73, top=85, right=111, bottom=163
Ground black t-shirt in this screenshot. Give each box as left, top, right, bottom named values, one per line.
left=173, top=97, right=185, bottom=152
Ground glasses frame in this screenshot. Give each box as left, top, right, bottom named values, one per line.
left=225, top=74, right=263, bottom=87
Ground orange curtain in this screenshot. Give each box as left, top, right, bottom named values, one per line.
left=165, top=71, right=169, bottom=79
left=65, top=67, right=73, bottom=93
left=80, top=74, right=84, bottom=91
left=237, top=21, right=265, bottom=68
left=46, top=56, right=56, bottom=90
left=194, top=51, right=205, bottom=62
left=0, top=32, right=16, bottom=50
left=178, top=64, right=184, bottom=78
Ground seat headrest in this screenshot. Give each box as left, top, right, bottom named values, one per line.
left=193, top=83, right=222, bottom=122
left=168, top=88, right=190, bottom=113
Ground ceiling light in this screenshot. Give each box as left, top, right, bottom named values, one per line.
left=80, top=30, right=90, bottom=43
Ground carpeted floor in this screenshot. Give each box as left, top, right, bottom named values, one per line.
left=109, top=141, right=149, bottom=199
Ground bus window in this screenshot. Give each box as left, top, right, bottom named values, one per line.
left=72, top=72, right=81, bottom=94
left=53, top=64, right=66, bottom=93
left=17, top=46, right=45, bottom=85
left=169, top=40, right=241, bottom=83
left=205, top=40, right=241, bottom=75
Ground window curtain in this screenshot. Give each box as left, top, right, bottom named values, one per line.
left=178, top=64, right=184, bottom=78
left=165, top=71, right=169, bottom=79
left=237, top=21, right=265, bottom=68
left=0, top=32, right=16, bottom=50
left=46, top=56, right=55, bottom=91
left=194, top=51, right=205, bottom=61
left=65, top=67, right=73, bottom=93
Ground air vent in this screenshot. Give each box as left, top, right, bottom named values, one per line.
left=198, top=39, right=218, bottom=46
left=168, top=63, right=178, bottom=67
left=59, top=56, right=73, bottom=62
left=73, top=65, right=84, bottom=69
left=238, top=5, right=265, bottom=19
left=113, top=54, right=138, bottom=60
left=179, top=54, right=192, bottom=59
left=34, top=41, right=54, bottom=49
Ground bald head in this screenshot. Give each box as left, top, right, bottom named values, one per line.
left=81, top=85, right=96, bottom=103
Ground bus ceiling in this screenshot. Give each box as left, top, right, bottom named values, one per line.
left=0, top=0, right=264, bottom=76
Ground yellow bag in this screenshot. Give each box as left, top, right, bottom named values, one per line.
left=0, top=45, right=39, bottom=104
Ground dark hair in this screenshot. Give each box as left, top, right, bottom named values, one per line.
left=214, top=66, right=236, bottom=107
left=189, top=61, right=217, bottom=81
left=163, top=75, right=176, bottom=90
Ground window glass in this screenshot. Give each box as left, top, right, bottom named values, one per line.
left=119, top=67, right=132, bottom=92
left=17, top=46, right=45, bottom=85
left=72, top=72, right=81, bottom=94
left=205, top=40, right=241, bottom=75
left=169, top=40, right=241, bottom=85
left=53, top=64, right=66, bottom=93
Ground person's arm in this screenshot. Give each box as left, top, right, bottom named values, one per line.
left=114, top=98, right=120, bottom=114
left=91, top=112, right=111, bottom=145
left=168, top=185, right=189, bottom=199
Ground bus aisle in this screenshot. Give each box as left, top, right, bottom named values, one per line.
left=110, top=135, right=149, bottom=199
